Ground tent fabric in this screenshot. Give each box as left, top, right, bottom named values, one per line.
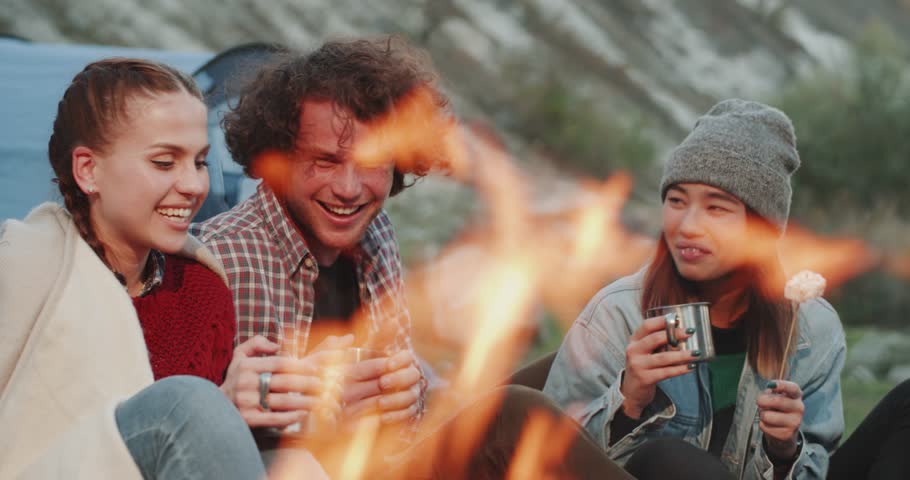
left=193, top=42, right=283, bottom=215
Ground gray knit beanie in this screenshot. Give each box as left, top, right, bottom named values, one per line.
left=660, top=99, right=800, bottom=232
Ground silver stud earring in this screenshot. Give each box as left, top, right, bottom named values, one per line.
left=86, top=186, right=96, bottom=194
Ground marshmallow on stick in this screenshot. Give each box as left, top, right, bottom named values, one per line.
left=778, top=271, right=827, bottom=379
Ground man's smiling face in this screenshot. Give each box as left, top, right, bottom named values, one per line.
left=282, top=100, right=394, bottom=265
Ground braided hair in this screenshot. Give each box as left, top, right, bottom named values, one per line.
left=47, top=58, right=202, bottom=280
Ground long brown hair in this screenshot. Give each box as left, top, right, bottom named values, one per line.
left=640, top=212, right=796, bottom=379
left=47, top=58, right=202, bottom=276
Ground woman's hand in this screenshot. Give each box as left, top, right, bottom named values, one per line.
left=620, top=315, right=697, bottom=419
left=757, top=380, right=804, bottom=460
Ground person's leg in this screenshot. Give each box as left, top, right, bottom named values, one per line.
left=115, top=375, right=266, bottom=480
left=828, top=379, right=910, bottom=480
left=253, top=429, right=330, bottom=479
left=624, top=437, right=734, bottom=480
left=386, top=385, right=633, bottom=480
left=251, top=427, right=283, bottom=467
left=508, top=352, right=557, bottom=391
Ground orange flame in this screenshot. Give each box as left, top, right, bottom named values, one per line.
left=254, top=77, right=893, bottom=480
left=883, top=250, right=910, bottom=280
left=352, top=87, right=465, bottom=177
left=455, top=252, right=539, bottom=390
left=336, top=416, right=382, bottom=480
left=778, top=224, right=879, bottom=290
left=541, top=174, right=654, bottom=323
left=250, top=150, right=291, bottom=189
left=268, top=446, right=331, bottom=480
left=506, top=409, right=579, bottom=480
left=570, top=175, right=631, bottom=265
left=671, top=215, right=881, bottom=297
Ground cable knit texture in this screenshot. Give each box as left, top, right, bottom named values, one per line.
left=132, top=255, right=235, bottom=384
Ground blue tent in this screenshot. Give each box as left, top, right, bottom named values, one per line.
left=0, top=36, right=279, bottom=221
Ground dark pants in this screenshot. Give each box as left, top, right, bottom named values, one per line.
left=624, top=438, right=734, bottom=480
left=386, top=385, right=633, bottom=480
left=828, top=378, right=910, bottom=480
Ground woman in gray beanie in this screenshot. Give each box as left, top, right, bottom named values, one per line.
left=543, top=99, right=846, bottom=479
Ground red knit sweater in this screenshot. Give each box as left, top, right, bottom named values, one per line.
left=132, top=255, right=235, bottom=384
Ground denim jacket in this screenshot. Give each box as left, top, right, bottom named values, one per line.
left=543, top=271, right=845, bottom=480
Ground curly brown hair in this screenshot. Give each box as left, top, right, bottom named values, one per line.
left=222, top=35, right=450, bottom=196
left=48, top=58, right=202, bottom=277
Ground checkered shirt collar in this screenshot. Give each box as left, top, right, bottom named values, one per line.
left=136, top=249, right=166, bottom=297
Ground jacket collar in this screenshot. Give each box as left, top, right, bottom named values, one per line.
left=254, top=183, right=384, bottom=273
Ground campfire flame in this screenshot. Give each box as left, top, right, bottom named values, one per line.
left=506, top=409, right=579, bottom=480
left=778, top=225, right=879, bottom=291
left=256, top=87, right=891, bottom=479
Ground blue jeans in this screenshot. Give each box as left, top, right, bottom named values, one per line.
left=116, top=376, right=265, bottom=480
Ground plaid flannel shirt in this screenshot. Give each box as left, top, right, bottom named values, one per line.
left=135, top=249, right=166, bottom=297
left=191, top=184, right=426, bottom=419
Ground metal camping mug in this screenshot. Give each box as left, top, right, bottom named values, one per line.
left=344, top=347, right=385, bottom=364
left=301, top=348, right=386, bottom=436
left=647, top=302, right=715, bottom=362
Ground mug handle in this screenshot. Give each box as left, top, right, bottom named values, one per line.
left=664, top=313, right=680, bottom=348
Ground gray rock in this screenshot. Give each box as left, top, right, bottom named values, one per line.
left=846, top=330, right=910, bottom=379
left=846, top=365, right=877, bottom=383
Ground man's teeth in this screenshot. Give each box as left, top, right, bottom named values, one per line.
left=326, top=205, right=359, bottom=215
left=156, top=208, right=192, bottom=219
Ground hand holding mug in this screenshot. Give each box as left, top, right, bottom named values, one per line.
left=342, top=349, right=422, bottom=425
left=298, top=335, right=358, bottom=434
left=647, top=302, right=714, bottom=359
left=220, top=335, right=349, bottom=429
left=620, top=315, right=697, bottom=419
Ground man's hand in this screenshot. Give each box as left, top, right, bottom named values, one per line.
left=341, top=350, right=422, bottom=426
left=219, top=335, right=350, bottom=428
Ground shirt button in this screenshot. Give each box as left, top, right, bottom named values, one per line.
left=304, top=257, right=315, bottom=269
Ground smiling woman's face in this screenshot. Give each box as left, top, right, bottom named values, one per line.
left=662, top=182, right=750, bottom=282
left=87, top=90, right=210, bottom=257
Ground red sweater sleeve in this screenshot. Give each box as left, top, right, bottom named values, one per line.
left=133, top=255, right=236, bottom=384
left=209, top=280, right=236, bottom=382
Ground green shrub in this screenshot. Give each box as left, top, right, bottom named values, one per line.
left=501, top=59, right=657, bottom=179
left=827, top=268, right=910, bottom=328
left=773, top=22, right=910, bottom=328
left=775, top=22, right=910, bottom=221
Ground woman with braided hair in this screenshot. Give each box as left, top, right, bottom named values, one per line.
left=0, top=58, right=276, bottom=479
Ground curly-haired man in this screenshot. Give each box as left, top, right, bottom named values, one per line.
left=191, top=37, right=448, bottom=458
